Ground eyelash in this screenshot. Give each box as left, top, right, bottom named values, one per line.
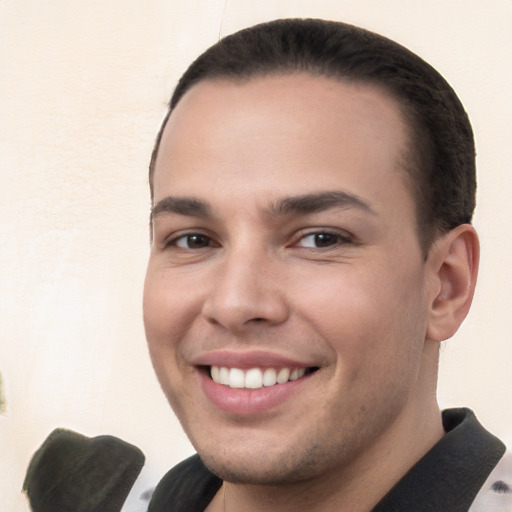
left=294, top=229, right=353, bottom=249
left=165, top=232, right=217, bottom=250
left=164, top=229, right=353, bottom=251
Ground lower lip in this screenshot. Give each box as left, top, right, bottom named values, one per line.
left=199, top=370, right=311, bottom=415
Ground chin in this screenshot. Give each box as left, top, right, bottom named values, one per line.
left=195, top=434, right=345, bottom=486
left=200, top=454, right=309, bottom=485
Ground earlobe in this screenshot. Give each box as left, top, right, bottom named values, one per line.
left=426, top=224, right=479, bottom=342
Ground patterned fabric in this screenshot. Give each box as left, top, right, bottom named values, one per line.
left=469, top=451, right=512, bottom=512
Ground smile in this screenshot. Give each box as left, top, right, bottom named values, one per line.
left=210, top=366, right=311, bottom=389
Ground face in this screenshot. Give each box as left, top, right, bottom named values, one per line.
left=144, top=74, right=436, bottom=485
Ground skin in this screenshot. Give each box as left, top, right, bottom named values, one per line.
left=143, top=74, right=478, bottom=511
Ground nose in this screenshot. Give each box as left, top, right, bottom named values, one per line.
left=201, top=248, right=289, bottom=333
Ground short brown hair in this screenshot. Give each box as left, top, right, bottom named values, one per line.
left=149, top=18, right=476, bottom=251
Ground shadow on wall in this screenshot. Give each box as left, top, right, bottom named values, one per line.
left=0, top=371, right=6, bottom=414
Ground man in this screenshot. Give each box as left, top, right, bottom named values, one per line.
left=23, top=17, right=507, bottom=512
left=142, top=18, right=506, bottom=512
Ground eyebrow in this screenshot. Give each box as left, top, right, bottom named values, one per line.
left=151, top=190, right=375, bottom=221
left=269, top=191, right=376, bottom=217
left=151, top=196, right=212, bottom=219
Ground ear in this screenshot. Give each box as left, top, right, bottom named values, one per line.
left=426, top=224, right=479, bottom=342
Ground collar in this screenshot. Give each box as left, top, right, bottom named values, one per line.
left=148, top=408, right=505, bottom=511
left=372, top=408, right=505, bottom=511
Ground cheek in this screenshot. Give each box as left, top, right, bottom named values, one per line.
left=295, top=259, right=427, bottom=359
left=143, top=265, right=199, bottom=344
left=143, top=269, right=191, bottom=391
left=143, top=268, right=198, bottom=410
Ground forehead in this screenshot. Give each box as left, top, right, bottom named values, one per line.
left=153, top=74, right=412, bottom=212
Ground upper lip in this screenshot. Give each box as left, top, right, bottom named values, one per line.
left=191, top=349, right=319, bottom=369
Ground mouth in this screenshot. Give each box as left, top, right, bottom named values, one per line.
left=207, top=365, right=319, bottom=389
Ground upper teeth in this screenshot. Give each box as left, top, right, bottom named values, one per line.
left=210, top=366, right=306, bottom=389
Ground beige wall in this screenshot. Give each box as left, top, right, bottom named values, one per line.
left=1, top=1, right=511, bottom=510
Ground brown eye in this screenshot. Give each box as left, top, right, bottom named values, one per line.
left=297, top=232, right=350, bottom=248
left=312, top=233, right=339, bottom=247
left=175, top=234, right=212, bottom=249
